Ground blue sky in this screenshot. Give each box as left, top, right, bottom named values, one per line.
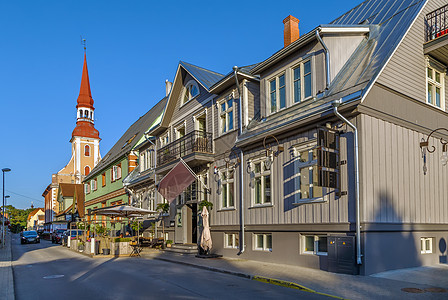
left=0, top=0, right=362, bottom=209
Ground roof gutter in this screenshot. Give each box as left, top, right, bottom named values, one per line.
left=233, top=66, right=245, bottom=256
left=315, top=28, right=330, bottom=90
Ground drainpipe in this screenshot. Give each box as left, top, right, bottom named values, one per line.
left=233, top=66, right=245, bottom=255
left=332, top=99, right=362, bottom=265
left=316, top=28, right=330, bottom=90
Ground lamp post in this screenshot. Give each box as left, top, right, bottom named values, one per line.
left=2, top=168, right=11, bottom=248
left=420, top=128, right=448, bottom=175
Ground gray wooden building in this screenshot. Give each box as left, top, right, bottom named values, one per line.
left=97, top=0, right=448, bottom=276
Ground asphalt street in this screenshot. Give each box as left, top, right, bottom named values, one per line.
left=11, top=235, right=331, bottom=300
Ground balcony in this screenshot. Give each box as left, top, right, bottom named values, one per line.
left=157, top=130, right=213, bottom=173
left=424, top=4, right=448, bottom=65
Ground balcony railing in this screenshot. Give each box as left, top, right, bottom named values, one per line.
left=425, top=4, right=448, bottom=42
left=157, top=130, right=213, bottom=166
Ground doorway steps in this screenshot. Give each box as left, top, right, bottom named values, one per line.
left=164, top=243, right=197, bottom=254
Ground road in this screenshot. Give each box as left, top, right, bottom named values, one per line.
left=11, top=235, right=330, bottom=300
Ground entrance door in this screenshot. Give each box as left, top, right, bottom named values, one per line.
left=328, top=236, right=358, bottom=275
left=191, top=203, right=197, bottom=243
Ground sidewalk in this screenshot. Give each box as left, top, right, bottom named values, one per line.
left=141, top=250, right=448, bottom=300
left=0, top=231, right=15, bottom=300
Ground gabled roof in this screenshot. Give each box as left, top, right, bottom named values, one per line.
left=159, top=61, right=224, bottom=129
left=238, top=0, right=427, bottom=145
left=27, top=208, right=44, bottom=221
left=84, top=97, right=168, bottom=181
left=179, top=61, right=225, bottom=90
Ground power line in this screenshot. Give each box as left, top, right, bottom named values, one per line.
left=2, top=189, right=44, bottom=204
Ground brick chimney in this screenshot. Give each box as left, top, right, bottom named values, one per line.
left=283, top=15, right=300, bottom=47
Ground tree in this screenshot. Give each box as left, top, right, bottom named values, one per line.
left=156, top=203, right=170, bottom=244
left=5, top=205, right=34, bottom=233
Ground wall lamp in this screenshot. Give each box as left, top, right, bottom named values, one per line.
left=420, top=127, right=448, bottom=175
left=263, top=135, right=284, bottom=170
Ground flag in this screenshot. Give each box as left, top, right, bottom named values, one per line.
left=157, top=159, right=196, bottom=203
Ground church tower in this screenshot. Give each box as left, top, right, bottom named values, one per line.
left=57, top=52, right=101, bottom=184
left=70, top=53, right=101, bottom=183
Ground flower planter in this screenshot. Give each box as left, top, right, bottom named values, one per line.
left=110, top=241, right=131, bottom=255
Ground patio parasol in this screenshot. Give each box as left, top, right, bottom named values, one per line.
left=93, top=205, right=156, bottom=244
left=200, top=206, right=212, bottom=253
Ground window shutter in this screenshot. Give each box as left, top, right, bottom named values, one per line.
left=316, top=127, right=339, bottom=189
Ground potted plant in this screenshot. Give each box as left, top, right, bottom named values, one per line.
left=198, top=200, right=213, bottom=211
left=166, top=240, right=173, bottom=248
left=156, top=203, right=170, bottom=248
left=95, top=224, right=110, bottom=255
left=77, top=240, right=85, bottom=252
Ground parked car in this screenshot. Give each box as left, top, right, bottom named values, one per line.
left=62, top=230, right=85, bottom=246
left=51, top=229, right=66, bottom=244
left=20, top=230, right=40, bottom=244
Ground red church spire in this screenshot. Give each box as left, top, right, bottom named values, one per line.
left=71, top=52, right=100, bottom=140
left=76, top=53, right=94, bottom=110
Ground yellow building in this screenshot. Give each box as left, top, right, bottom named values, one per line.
left=27, top=208, right=44, bottom=231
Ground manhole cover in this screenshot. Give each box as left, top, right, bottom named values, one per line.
left=43, top=275, right=64, bottom=279
left=401, top=288, right=425, bottom=293
left=425, top=287, right=447, bottom=293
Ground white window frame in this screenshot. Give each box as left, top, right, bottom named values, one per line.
left=90, top=179, right=97, bottom=191
left=292, top=59, right=313, bottom=104
left=420, top=237, right=433, bottom=254
left=224, top=233, right=239, bottom=249
left=253, top=233, right=272, bottom=251
left=182, top=80, right=200, bottom=106
left=250, top=159, right=272, bottom=206
left=140, top=148, right=155, bottom=172
left=112, top=165, right=122, bottom=182
left=160, top=132, right=169, bottom=147
left=268, top=72, right=286, bottom=114
left=220, top=168, right=235, bottom=209
left=293, top=141, right=323, bottom=202
left=84, top=183, right=90, bottom=194
left=426, top=57, right=445, bottom=110
left=302, top=234, right=328, bottom=256
left=219, top=95, right=234, bottom=135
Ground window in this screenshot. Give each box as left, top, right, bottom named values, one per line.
left=293, top=60, right=312, bottom=103
left=160, top=133, right=169, bottom=147
left=254, top=233, right=272, bottom=251
left=302, top=235, right=328, bottom=255
left=84, top=166, right=90, bottom=176
left=79, top=110, right=83, bottom=118
left=220, top=97, right=234, bottom=134
left=90, top=179, right=97, bottom=191
left=183, top=81, right=199, bottom=105
left=140, top=149, right=154, bottom=172
left=295, top=145, right=322, bottom=200
left=102, top=173, right=106, bottom=187
left=225, top=233, right=239, bottom=249
left=84, top=145, right=90, bottom=157
left=426, top=60, right=445, bottom=109
left=84, top=183, right=90, bottom=194
left=220, top=168, right=234, bottom=208
left=112, top=164, right=122, bottom=182
left=269, top=73, right=286, bottom=113
left=250, top=160, right=271, bottom=205
left=421, top=237, right=433, bottom=254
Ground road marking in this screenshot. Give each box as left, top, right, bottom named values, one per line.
left=43, top=275, right=64, bottom=279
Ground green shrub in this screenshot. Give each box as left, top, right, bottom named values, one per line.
left=166, top=240, right=173, bottom=245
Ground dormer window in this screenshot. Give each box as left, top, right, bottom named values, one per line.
left=182, top=81, right=199, bottom=105
left=293, top=60, right=312, bottom=103
left=269, top=73, right=286, bottom=113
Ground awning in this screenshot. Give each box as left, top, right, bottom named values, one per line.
left=92, top=205, right=156, bottom=218
left=157, top=159, right=196, bottom=203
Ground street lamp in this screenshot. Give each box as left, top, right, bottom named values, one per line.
left=2, top=168, right=11, bottom=248
left=420, top=128, right=448, bottom=175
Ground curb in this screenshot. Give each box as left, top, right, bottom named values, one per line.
left=149, top=254, right=346, bottom=299
left=252, top=276, right=347, bottom=299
